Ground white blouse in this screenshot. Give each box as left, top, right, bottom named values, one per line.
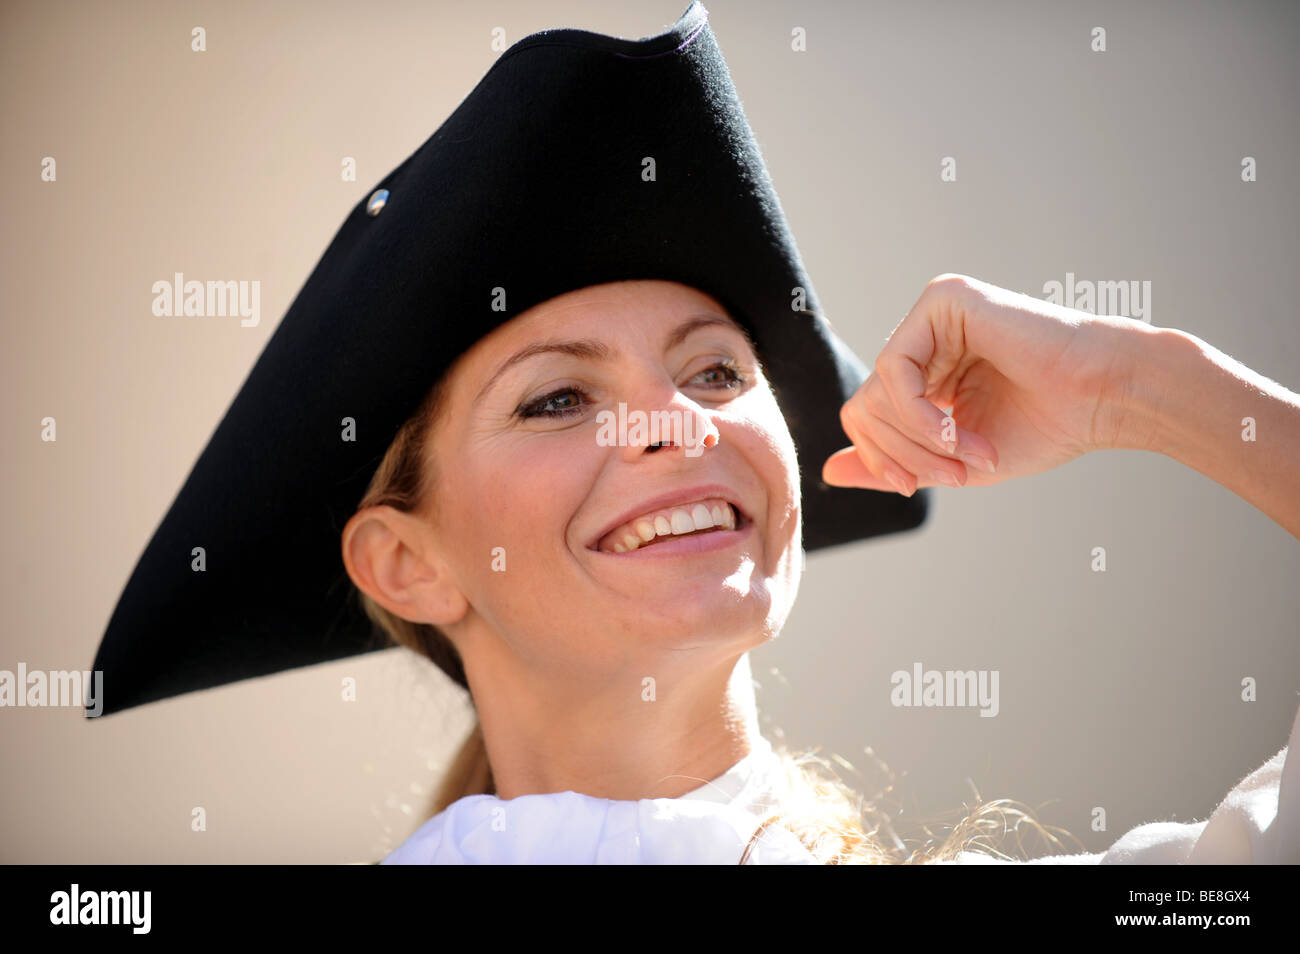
left=381, top=703, right=1299, bottom=865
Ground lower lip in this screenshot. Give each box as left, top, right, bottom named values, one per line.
left=591, top=519, right=754, bottom=560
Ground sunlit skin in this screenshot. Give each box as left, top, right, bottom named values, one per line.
left=821, top=274, right=1300, bottom=542
left=343, top=272, right=1300, bottom=813
left=342, top=280, right=803, bottom=801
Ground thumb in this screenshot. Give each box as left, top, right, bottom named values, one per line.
left=822, top=446, right=900, bottom=492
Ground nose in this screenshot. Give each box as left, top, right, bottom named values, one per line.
left=616, top=383, right=720, bottom=463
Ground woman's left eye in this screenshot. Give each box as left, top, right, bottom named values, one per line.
left=690, top=360, right=747, bottom=390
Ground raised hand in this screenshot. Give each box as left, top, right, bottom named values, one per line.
left=823, top=274, right=1157, bottom=494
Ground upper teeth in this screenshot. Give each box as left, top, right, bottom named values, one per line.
left=598, top=497, right=737, bottom=553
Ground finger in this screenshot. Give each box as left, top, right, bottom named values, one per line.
left=846, top=373, right=991, bottom=481
left=822, top=446, right=897, bottom=492
left=872, top=370, right=997, bottom=468
left=874, top=286, right=999, bottom=464
left=827, top=403, right=914, bottom=495
left=847, top=372, right=977, bottom=474
left=849, top=404, right=968, bottom=489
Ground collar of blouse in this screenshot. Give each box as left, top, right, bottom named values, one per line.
left=381, top=734, right=817, bottom=864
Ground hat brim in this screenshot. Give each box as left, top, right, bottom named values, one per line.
left=88, top=1, right=929, bottom=717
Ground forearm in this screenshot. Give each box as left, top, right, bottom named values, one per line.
left=1115, top=324, right=1300, bottom=540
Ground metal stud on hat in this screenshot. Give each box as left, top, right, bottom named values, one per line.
left=365, top=188, right=389, bottom=216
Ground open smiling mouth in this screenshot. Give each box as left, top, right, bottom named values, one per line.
left=591, top=497, right=750, bottom=554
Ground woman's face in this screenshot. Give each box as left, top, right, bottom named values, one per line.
left=393, top=280, right=803, bottom=686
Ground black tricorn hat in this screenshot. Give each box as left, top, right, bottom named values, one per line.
left=89, top=1, right=929, bottom=718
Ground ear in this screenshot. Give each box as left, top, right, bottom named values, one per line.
left=340, top=505, right=468, bottom=627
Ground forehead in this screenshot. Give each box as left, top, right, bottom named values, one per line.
left=452, top=280, right=753, bottom=382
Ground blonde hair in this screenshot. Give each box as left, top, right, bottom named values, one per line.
left=352, top=378, right=1080, bottom=864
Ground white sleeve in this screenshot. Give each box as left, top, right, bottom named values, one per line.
left=954, top=701, right=1300, bottom=865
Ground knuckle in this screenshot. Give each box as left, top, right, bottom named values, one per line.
left=926, top=272, right=969, bottom=291
left=927, top=273, right=981, bottom=309
left=862, top=378, right=887, bottom=412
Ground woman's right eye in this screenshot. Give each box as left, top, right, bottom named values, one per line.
left=517, top=387, right=590, bottom=419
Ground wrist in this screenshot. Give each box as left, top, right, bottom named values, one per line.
left=1108, top=323, right=1203, bottom=455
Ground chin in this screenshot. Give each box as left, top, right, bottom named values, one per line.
left=630, top=589, right=778, bottom=652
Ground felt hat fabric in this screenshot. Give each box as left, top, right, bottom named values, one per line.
left=89, top=1, right=929, bottom=717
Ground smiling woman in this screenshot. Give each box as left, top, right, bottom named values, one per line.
left=345, top=279, right=1084, bottom=864
left=84, top=1, right=1298, bottom=867
left=347, top=284, right=799, bottom=761
left=352, top=273, right=1300, bottom=866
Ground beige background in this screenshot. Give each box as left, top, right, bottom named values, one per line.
left=2, top=0, right=1297, bottom=862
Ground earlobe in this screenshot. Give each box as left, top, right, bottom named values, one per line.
left=340, top=506, right=468, bottom=627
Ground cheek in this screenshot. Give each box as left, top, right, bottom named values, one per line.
left=442, top=441, right=628, bottom=675
left=734, top=393, right=804, bottom=627
left=444, top=434, right=596, bottom=600
left=733, top=390, right=801, bottom=520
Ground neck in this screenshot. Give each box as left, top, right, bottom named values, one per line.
left=465, top=650, right=763, bottom=802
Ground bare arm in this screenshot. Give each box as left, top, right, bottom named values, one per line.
left=825, top=275, right=1300, bottom=541
left=1112, top=325, right=1300, bottom=540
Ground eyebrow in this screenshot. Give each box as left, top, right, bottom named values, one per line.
left=473, top=313, right=751, bottom=404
